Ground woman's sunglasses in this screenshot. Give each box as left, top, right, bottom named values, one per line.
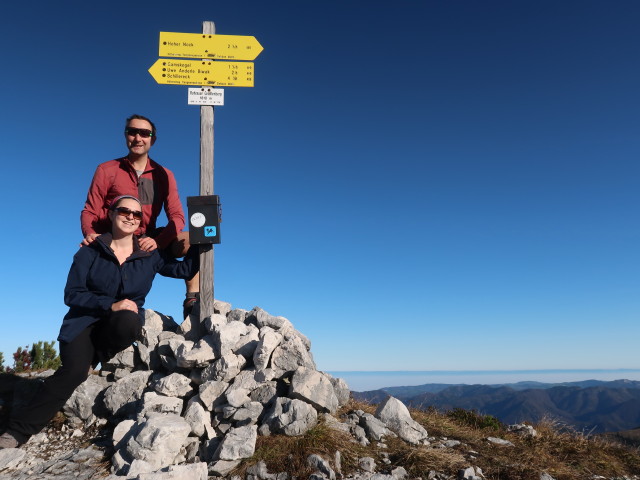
left=114, top=207, right=143, bottom=220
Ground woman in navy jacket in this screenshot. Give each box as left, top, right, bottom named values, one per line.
left=0, top=195, right=200, bottom=448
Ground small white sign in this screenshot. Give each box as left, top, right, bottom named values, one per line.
left=188, top=88, right=224, bottom=106
left=190, top=212, right=206, bottom=228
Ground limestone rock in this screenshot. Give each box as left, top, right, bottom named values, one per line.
left=360, top=412, right=396, bottom=441
left=202, top=353, right=246, bottom=382
left=253, top=327, right=283, bottom=370
left=103, top=370, right=152, bottom=418
left=123, top=413, right=191, bottom=472
left=262, top=397, right=318, bottom=436
left=375, top=396, right=429, bottom=445
left=271, top=336, right=316, bottom=376
left=184, top=401, right=212, bottom=438
left=214, top=424, right=258, bottom=461
left=104, top=345, right=137, bottom=370
left=153, top=372, right=192, bottom=397
left=176, top=335, right=218, bottom=368
left=136, top=462, right=209, bottom=480
left=198, top=380, right=229, bottom=410
left=139, top=391, right=183, bottom=416
left=487, top=436, right=514, bottom=447
left=308, top=453, right=336, bottom=480
left=0, top=448, right=27, bottom=470
left=328, top=374, right=350, bottom=407
left=290, top=367, right=339, bottom=414
left=63, top=374, right=110, bottom=424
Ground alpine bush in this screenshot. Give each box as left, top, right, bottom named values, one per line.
left=30, top=341, right=61, bottom=371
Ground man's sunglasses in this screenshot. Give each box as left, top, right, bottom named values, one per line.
left=124, top=127, right=154, bottom=138
left=114, top=207, right=143, bottom=220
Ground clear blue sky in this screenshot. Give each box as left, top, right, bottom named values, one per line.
left=1, top=1, right=638, bottom=378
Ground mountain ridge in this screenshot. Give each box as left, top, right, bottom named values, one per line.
left=352, top=379, right=640, bottom=433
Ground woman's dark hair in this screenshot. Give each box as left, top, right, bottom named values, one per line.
left=109, top=195, right=142, bottom=210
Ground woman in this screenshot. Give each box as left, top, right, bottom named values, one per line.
left=0, top=195, right=200, bottom=448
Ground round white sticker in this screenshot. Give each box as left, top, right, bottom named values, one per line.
left=190, top=212, right=206, bottom=228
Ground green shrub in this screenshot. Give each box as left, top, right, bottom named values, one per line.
left=30, top=341, right=61, bottom=371
left=5, top=341, right=61, bottom=373
left=446, top=407, right=504, bottom=431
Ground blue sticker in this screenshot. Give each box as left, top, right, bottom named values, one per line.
left=204, top=226, right=217, bottom=237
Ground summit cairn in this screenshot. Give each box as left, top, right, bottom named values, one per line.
left=99, top=302, right=352, bottom=477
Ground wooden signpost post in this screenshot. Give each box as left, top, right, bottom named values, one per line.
left=149, top=21, right=263, bottom=321
left=199, top=21, right=215, bottom=323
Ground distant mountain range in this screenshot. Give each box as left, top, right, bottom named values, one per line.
left=352, top=379, right=640, bottom=434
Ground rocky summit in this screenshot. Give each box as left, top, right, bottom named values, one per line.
left=0, top=302, right=446, bottom=480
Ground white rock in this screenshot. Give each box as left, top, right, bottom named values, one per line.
left=184, top=401, right=211, bottom=438
left=253, top=327, right=283, bottom=371
left=124, top=413, right=191, bottom=471
left=214, top=425, right=258, bottom=461
left=290, top=367, right=339, bottom=414
left=198, top=380, right=229, bottom=410
left=375, top=396, right=429, bottom=445
left=136, top=462, right=209, bottom=480
left=0, top=448, right=27, bottom=470
left=103, top=370, right=153, bottom=417
left=263, top=397, right=318, bottom=436
left=487, top=436, right=515, bottom=447
left=153, top=372, right=192, bottom=397
left=140, top=391, right=183, bottom=416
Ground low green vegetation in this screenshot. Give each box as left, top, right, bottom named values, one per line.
left=0, top=341, right=60, bottom=373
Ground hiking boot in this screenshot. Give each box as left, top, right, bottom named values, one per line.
left=0, top=431, right=20, bottom=449
left=183, top=294, right=200, bottom=319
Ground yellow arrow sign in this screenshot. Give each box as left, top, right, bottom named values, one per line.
left=159, top=32, right=263, bottom=60
left=148, top=59, right=255, bottom=87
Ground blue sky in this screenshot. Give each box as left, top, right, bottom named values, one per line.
left=0, top=1, right=638, bottom=381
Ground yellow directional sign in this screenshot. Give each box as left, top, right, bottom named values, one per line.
left=159, top=32, right=263, bottom=60
left=148, top=59, right=254, bottom=87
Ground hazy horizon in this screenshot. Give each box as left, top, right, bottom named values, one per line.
left=330, top=369, right=640, bottom=392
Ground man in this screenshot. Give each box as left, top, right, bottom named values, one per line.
left=80, top=114, right=199, bottom=317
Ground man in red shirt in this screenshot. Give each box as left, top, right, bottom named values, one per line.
left=80, top=114, right=199, bottom=317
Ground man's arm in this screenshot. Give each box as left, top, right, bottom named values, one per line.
left=154, top=168, right=185, bottom=250
left=80, top=165, right=109, bottom=239
left=80, top=233, right=100, bottom=247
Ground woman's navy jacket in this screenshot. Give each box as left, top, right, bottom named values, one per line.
left=59, top=233, right=199, bottom=343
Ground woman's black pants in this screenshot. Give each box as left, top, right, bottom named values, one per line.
left=7, top=310, right=141, bottom=442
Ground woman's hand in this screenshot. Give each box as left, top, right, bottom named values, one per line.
left=112, top=299, right=138, bottom=313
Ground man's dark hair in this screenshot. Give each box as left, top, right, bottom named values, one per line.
left=125, top=114, right=157, bottom=138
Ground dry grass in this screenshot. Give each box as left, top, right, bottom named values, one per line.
left=384, top=435, right=468, bottom=475
left=490, top=417, right=640, bottom=480
left=234, top=399, right=640, bottom=480
left=235, top=422, right=368, bottom=479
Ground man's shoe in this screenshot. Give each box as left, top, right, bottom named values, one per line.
left=0, top=431, right=20, bottom=449
left=183, top=294, right=200, bottom=319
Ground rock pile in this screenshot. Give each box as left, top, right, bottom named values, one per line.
left=2, top=302, right=435, bottom=479
left=1, top=302, right=592, bottom=480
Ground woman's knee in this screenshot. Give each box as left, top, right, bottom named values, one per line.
left=109, top=310, right=142, bottom=345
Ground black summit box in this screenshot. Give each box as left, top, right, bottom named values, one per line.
left=187, top=195, right=221, bottom=245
